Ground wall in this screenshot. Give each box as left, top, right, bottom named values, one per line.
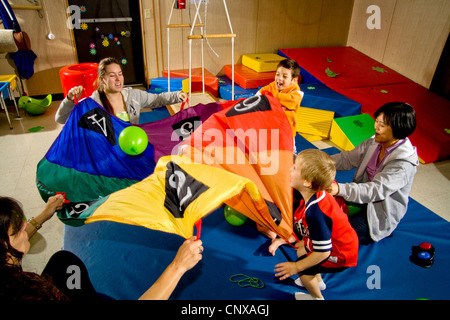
left=347, top=0, right=450, bottom=88
left=145, top=0, right=354, bottom=82
left=2, top=0, right=354, bottom=94
left=0, top=0, right=77, bottom=96
left=2, top=0, right=447, bottom=95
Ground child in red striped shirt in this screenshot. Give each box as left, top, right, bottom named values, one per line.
left=271, top=149, right=358, bottom=300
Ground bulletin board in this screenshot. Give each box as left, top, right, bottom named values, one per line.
left=68, top=0, right=145, bottom=85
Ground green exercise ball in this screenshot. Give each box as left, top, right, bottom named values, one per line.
left=346, top=201, right=363, bottom=216
left=224, top=205, right=247, bottom=226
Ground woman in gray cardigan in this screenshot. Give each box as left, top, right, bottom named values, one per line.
left=55, top=57, right=187, bottom=125
left=328, top=102, right=418, bottom=244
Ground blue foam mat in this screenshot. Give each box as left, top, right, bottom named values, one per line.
left=219, top=84, right=258, bottom=101
left=300, top=83, right=361, bottom=118
left=62, top=126, right=450, bottom=300
left=63, top=195, right=450, bottom=300
left=139, top=107, right=171, bottom=124
left=63, top=207, right=298, bottom=300
left=320, top=197, right=450, bottom=300
left=294, top=133, right=316, bottom=152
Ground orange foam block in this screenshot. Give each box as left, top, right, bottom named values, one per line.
left=224, top=64, right=275, bottom=89
left=163, top=68, right=219, bottom=97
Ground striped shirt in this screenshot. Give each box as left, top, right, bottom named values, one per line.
left=293, top=191, right=359, bottom=268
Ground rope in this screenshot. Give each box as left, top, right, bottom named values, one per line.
left=203, top=1, right=219, bottom=58
left=229, top=274, right=265, bottom=289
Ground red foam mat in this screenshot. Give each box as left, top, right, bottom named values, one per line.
left=279, top=46, right=450, bottom=163
left=224, top=64, right=275, bottom=89
left=279, top=46, right=412, bottom=89
left=340, top=83, right=450, bottom=164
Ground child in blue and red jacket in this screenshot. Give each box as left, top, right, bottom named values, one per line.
left=270, top=149, right=358, bottom=300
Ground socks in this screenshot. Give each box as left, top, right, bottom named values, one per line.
left=294, top=277, right=327, bottom=291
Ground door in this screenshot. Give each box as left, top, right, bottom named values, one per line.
left=68, top=0, right=144, bottom=86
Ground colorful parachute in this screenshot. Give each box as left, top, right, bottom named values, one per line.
left=36, top=98, right=222, bottom=203
left=181, top=94, right=294, bottom=240
left=142, top=102, right=223, bottom=163
left=39, top=94, right=294, bottom=240
left=36, top=98, right=156, bottom=203
left=57, top=155, right=270, bottom=239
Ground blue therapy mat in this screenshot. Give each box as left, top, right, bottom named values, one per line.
left=326, top=197, right=450, bottom=300
left=63, top=206, right=298, bottom=300
left=139, top=107, right=171, bottom=124
left=63, top=196, right=450, bottom=300
left=62, top=125, right=450, bottom=300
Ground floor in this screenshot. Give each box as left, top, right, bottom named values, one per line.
left=1, top=98, right=450, bottom=275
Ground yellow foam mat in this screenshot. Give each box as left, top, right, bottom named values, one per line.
left=296, top=106, right=334, bottom=139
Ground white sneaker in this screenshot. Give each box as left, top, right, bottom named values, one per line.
left=294, top=277, right=326, bottom=291
left=295, top=292, right=324, bottom=300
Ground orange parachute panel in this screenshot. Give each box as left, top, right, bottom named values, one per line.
left=182, top=94, right=294, bottom=240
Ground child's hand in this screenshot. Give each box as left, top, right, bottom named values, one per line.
left=274, top=262, right=298, bottom=281
left=295, top=241, right=307, bottom=256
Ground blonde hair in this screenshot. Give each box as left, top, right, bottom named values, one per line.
left=296, top=149, right=336, bottom=192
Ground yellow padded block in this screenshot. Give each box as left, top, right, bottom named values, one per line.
left=182, top=78, right=189, bottom=93
left=242, top=53, right=285, bottom=73
left=330, top=121, right=353, bottom=151
left=296, top=106, right=335, bottom=139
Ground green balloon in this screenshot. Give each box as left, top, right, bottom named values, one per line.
left=119, top=126, right=149, bottom=155
left=224, top=205, right=247, bottom=226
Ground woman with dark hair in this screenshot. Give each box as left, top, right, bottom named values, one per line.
left=328, top=102, right=419, bottom=244
left=55, top=57, right=187, bottom=124
left=0, top=195, right=204, bottom=300
left=0, top=194, right=79, bottom=300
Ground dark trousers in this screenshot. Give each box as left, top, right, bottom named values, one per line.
left=348, top=209, right=374, bottom=245
left=41, top=250, right=99, bottom=301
